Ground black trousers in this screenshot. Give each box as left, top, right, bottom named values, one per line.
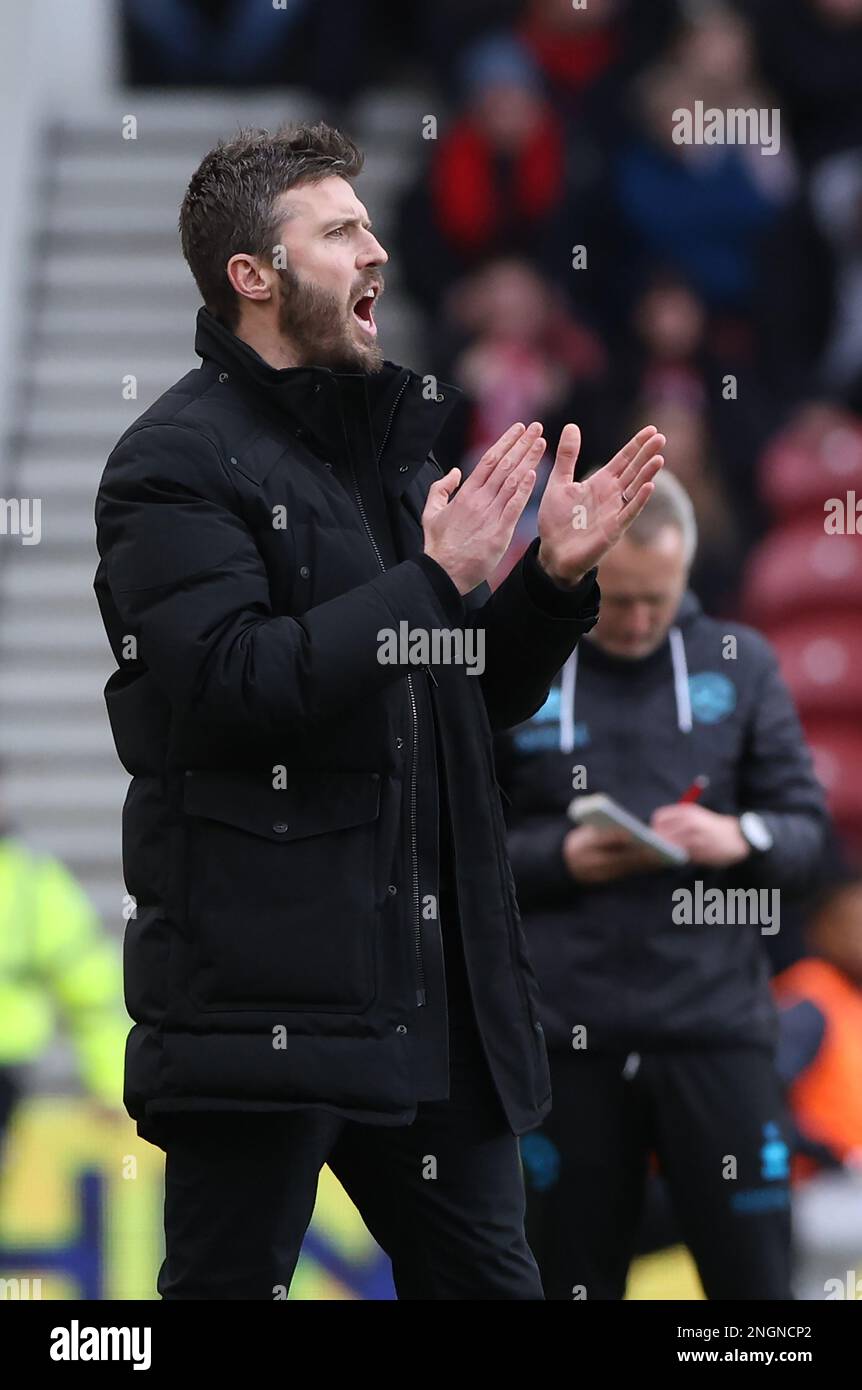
left=145, top=995, right=543, bottom=1300
left=522, top=1045, right=793, bottom=1301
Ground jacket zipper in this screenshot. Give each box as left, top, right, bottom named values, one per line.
left=375, top=375, right=410, bottom=467
left=348, top=373, right=427, bottom=1005
left=406, top=672, right=426, bottom=1005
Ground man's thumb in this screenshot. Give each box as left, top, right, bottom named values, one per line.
left=424, top=468, right=461, bottom=516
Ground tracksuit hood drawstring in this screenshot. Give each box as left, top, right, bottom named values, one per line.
left=557, top=615, right=693, bottom=754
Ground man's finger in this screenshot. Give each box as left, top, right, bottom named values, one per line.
left=549, top=422, right=581, bottom=484
left=421, top=468, right=461, bottom=519
left=652, top=805, right=693, bottom=827
left=619, top=479, right=657, bottom=525
left=460, top=422, right=526, bottom=496
left=621, top=453, right=665, bottom=508
left=483, top=422, right=545, bottom=500
left=618, top=432, right=665, bottom=495
left=619, top=457, right=664, bottom=524
left=490, top=434, right=546, bottom=512
left=498, top=464, right=539, bottom=527
left=606, top=424, right=658, bottom=478
left=595, top=830, right=636, bottom=851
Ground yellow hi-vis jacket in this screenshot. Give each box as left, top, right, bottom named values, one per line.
left=0, top=835, right=129, bottom=1108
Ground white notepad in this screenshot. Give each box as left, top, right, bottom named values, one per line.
left=567, top=793, right=690, bottom=866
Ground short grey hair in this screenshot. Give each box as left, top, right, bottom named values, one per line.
left=624, top=468, right=698, bottom=566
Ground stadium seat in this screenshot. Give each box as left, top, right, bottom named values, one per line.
left=758, top=416, right=862, bottom=523
left=742, top=520, right=862, bottom=626
left=765, top=616, right=862, bottom=721
left=801, top=721, right=862, bottom=856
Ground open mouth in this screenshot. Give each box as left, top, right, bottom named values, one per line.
left=352, top=284, right=379, bottom=337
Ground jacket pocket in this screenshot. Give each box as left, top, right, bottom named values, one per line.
left=182, top=768, right=382, bottom=1012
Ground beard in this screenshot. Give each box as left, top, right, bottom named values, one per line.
left=276, top=263, right=384, bottom=374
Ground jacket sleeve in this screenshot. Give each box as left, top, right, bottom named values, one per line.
left=494, top=730, right=579, bottom=912
left=505, top=817, right=578, bottom=912
left=774, top=998, right=827, bottom=1086
left=737, top=638, right=830, bottom=890
left=464, top=536, right=601, bottom=731
left=96, top=423, right=466, bottom=739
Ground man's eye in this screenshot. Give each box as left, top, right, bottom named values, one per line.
left=327, top=226, right=346, bottom=238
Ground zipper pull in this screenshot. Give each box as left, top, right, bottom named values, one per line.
left=424, top=665, right=438, bottom=688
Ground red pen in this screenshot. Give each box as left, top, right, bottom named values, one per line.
left=678, top=775, right=710, bottom=805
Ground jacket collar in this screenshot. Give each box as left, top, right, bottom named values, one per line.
left=194, top=307, right=461, bottom=490
left=674, top=588, right=701, bottom=625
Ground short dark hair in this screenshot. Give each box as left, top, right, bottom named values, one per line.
left=179, top=121, right=364, bottom=328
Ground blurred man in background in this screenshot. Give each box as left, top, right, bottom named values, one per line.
left=773, top=878, right=862, bottom=1296
left=774, top=879, right=862, bottom=1174
left=497, top=470, right=829, bottom=1299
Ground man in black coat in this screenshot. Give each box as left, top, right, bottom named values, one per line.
left=497, top=470, right=829, bottom=1300
left=94, top=122, right=664, bottom=1299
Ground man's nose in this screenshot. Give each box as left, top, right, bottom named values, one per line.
left=628, top=604, right=654, bottom=636
left=358, top=233, right=388, bottom=268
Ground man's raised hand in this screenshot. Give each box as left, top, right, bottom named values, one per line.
left=422, top=422, right=546, bottom=595
left=536, top=424, right=666, bottom=586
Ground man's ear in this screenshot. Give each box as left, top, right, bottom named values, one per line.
left=226, top=252, right=274, bottom=304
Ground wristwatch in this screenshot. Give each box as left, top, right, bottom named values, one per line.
left=739, top=811, right=774, bottom=855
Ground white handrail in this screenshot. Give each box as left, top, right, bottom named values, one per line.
left=0, top=0, right=118, bottom=492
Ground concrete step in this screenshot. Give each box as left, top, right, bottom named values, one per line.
left=0, top=750, right=120, bottom=783
left=0, top=724, right=116, bottom=758
left=50, top=87, right=435, bottom=153
left=3, top=771, right=127, bottom=811
left=18, top=406, right=159, bottom=442
left=15, top=457, right=110, bottom=493
left=46, top=165, right=403, bottom=220
left=0, top=602, right=104, bottom=634
left=53, top=154, right=197, bottom=189
left=0, top=613, right=107, bottom=650
left=10, top=823, right=122, bottom=868
left=53, top=92, right=322, bottom=146
left=39, top=282, right=198, bottom=314
left=40, top=255, right=194, bottom=292
left=1, top=547, right=99, bottom=585
left=3, top=509, right=95, bottom=547
left=0, top=665, right=111, bottom=702
left=28, top=355, right=195, bottom=389
left=0, top=653, right=106, bottom=681
left=36, top=305, right=193, bottom=338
